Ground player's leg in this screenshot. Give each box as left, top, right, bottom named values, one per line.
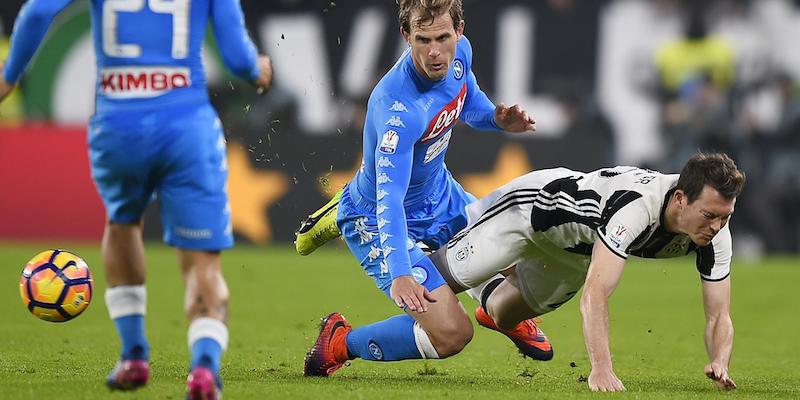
left=431, top=197, right=555, bottom=360
left=304, top=199, right=472, bottom=376
left=342, top=253, right=473, bottom=361
left=158, top=103, right=233, bottom=399
left=102, top=220, right=153, bottom=389
left=178, top=249, right=229, bottom=399
left=88, top=111, right=156, bottom=390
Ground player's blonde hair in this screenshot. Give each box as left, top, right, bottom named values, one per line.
left=398, top=0, right=463, bottom=34
left=677, top=152, right=745, bottom=202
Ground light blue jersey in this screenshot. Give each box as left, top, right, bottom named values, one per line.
left=339, top=36, right=501, bottom=291
left=4, top=0, right=259, bottom=112
left=4, top=0, right=261, bottom=250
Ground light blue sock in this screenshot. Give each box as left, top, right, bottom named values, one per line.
left=114, top=315, right=149, bottom=361
left=345, top=314, right=422, bottom=361
left=190, top=338, right=222, bottom=376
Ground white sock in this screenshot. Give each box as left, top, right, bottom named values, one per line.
left=188, top=317, right=229, bottom=351
left=466, top=274, right=504, bottom=303
left=105, top=285, right=146, bottom=319
left=412, top=322, right=440, bottom=359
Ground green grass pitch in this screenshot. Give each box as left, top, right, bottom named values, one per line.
left=1, top=242, right=798, bottom=399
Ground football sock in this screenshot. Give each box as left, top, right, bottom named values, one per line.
left=345, top=314, right=430, bottom=361
left=465, top=274, right=504, bottom=305
left=477, top=276, right=505, bottom=312
left=105, top=285, right=149, bottom=361
left=188, top=317, right=228, bottom=376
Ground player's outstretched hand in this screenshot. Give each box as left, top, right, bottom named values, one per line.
left=705, top=362, right=737, bottom=390
left=390, top=275, right=437, bottom=313
left=587, top=368, right=626, bottom=392
left=254, top=55, right=273, bottom=95
left=493, top=103, right=536, bottom=133
left=0, top=61, right=15, bottom=104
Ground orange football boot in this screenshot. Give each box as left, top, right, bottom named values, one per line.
left=475, top=306, right=553, bottom=361
left=304, top=312, right=352, bottom=377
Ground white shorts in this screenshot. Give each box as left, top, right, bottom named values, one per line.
left=444, top=168, right=590, bottom=314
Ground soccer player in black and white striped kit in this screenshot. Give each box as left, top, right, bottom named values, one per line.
left=430, top=152, right=744, bottom=392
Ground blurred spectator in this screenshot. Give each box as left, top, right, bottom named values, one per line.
left=654, top=6, right=736, bottom=172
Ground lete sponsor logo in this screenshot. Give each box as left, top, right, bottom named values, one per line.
left=420, top=83, right=467, bottom=143
left=608, top=225, right=628, bottom=248
left=379, top=130, right=399, bottom=154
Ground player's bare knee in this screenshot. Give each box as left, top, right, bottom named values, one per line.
left=427, top=315, right=473, bottom=357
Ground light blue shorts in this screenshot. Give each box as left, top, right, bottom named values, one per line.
left=88, top=101, right=233, bottom=251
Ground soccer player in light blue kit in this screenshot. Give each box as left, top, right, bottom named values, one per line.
left=305, top=0, right=548, bottom=377
left=0, top=0, right=272, bottom=398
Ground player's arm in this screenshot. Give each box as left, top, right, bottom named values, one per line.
left=1, top=0, right=74, bottom=103
left=210, top=0, right=272, bottom=93
left=372, top=99, right=435, bottom=312
left=580, top=238, right=627, bottom=392
left=461, top=71, right=535, bottom=134
left=701, top=277, right=736, bottom=390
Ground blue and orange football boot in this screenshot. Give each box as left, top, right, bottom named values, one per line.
left=475, top=306, right=553, bottom=361
left=106, top=359, right=150, bottom=391
left=186, top=367, right=222, bottom=400
left=304, top=312, right=352, bottom=377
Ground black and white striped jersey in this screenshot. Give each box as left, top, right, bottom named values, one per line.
left=461, top=166, right=732, bottom=282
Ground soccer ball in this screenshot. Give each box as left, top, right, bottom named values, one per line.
left=19, top=249, right=93, bottom=322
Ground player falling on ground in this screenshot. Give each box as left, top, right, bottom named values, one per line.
left=425, top=152, right=743, bottom=391
left=304, top=0, right=549, bottom=378
left=0, top=1, right=272, bottom=398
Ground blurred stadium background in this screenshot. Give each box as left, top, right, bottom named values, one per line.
left=1, top=0, right=799, bottom=257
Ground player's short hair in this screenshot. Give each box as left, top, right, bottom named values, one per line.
left=398, top=0, right=463, bottom=34
left=677, top=152, right=745, bottom=203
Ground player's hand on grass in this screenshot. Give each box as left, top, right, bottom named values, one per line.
left=587, top=368, right=626, bottom=392
left=0, top=61, right=15, bottom=103
left=493, top=103, right=536, bottom=133
left=705, top=362, right=737, bottom=390
left=390, top=275, right=437, bottom=313
left=254, top=55, right=273, bottom=95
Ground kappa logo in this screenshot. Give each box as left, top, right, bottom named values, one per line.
left=377, top=157, right=395, bottom=168
left=411, top=266, right=428, bottom=284
left=376, top=204, right=388, bottom=215
left=377, top=173, right=393, bottom=184
left=379, top=130, right=399, bottom=154
left=376, top=189, right=389, bottom=201
left=420, top=83, right=467, bottom=143
left=386, top=116, right=406, bottom=127
left=368, top=341, right=384, bottom=360
left=453, top=59, right=464, bottom=79
left=389, top=101, right=408, bottom=112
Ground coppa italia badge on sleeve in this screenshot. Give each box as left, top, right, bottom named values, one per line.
left=379, top=130, right=399, bottom=154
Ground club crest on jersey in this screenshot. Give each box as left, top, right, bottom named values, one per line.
left=379, top=130, right=399, bottom=154
left=420, top=83, right=467, bottom=143
left=389, top=101, right=408, bottom=112
left=608, top=225, right=628, bottom=248
left=452, top=59, right=464, bottom=79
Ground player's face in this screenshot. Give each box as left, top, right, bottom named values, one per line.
left=402, top=10, right=464, bottom=81
left=677, top=185, right=735, bottom=246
